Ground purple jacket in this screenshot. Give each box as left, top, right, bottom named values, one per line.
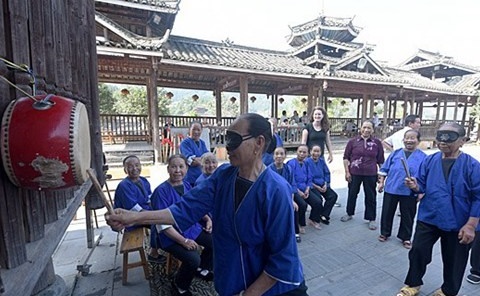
left=343, top=136, right=384, bottom=176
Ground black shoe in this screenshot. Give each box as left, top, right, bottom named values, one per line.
left=172, top=279, right=193, bottom=296
left=295, top=235, right=302, bottom=243
left=197, top=270, right=214, bottom=281
left=320, top=216, right=330, bottom=225
left=467, top=273, right=480, bottom=284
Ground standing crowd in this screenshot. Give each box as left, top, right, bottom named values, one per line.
left=107, top=109, right=480, bottom=296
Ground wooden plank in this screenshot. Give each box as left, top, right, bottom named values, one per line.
left=22, top=188, right=45, bottom=243
left=29, top=0, right=47, bottom=91
left=43, top=0, right=57, bottom=92
left=0, top=176, right=27, bottom=269
left=41, top=191, right=58, bottom=224
left=0, top=179, right=92, bottom=296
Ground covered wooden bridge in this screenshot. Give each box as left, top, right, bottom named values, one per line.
left=95, top=0, right=479, bottom=162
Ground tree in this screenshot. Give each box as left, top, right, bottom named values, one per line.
left=98, top=84, right=171, bottom=115
left=98, top=83, right=116, bottom=114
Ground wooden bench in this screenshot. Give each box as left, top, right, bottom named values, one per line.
left=119, top=228, right=149, bottom=285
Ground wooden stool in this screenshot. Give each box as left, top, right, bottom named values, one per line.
left=165, top=252, right=181, bottom=275
left=120, top=228, right=149, bottom=285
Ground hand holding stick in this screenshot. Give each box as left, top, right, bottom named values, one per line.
left=86, top=168, right=114, bottom=215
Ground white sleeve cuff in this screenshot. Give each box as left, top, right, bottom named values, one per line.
left=187, top=155, right=196, bottom=165
left=155, top=224, right=172, bottom=232
left=130, top=204, right=143, bottom=212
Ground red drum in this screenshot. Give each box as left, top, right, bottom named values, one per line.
left=1, top=95, right=91, bottom=190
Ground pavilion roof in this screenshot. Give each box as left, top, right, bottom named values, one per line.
left=399, top=49, right=480, bottom=75
left=287, top=15, right=361, bottom=46
left=95, top=0, right=180, bottom=13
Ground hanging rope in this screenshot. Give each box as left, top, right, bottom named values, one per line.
left=0, top=57, right=38, bottom=102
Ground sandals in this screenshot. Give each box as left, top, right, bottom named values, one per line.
left=368, top=221, right=377, bottom=230
left=340, top=215, right=352, bottom=222
left=396, top=285, right=421, bottom=296
left=378, top=235, right=388, bottom=242
left=403, top=240, right=412, bottom=249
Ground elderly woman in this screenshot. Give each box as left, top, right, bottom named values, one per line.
left=107, top=113, right=307, bottom=296
left=180, top=121, right=209, bottom=186
left=151, top=155, right=213, bottom=295
left=194, top=152, right=218, bottom=186
left=397, top=122, right=480, bottom=296
left=341, top=120, right=384, bottom=230
left=377, top=130, right=427, bottom=248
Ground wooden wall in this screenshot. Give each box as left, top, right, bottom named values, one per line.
left=0, top=0, right=103, bottom=295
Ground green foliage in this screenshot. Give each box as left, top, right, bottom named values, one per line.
left=98, top=83, right=116, bottom=114
left=168, top=91, right=239, bottom=117
left=98, top=84, right=171, bottom=115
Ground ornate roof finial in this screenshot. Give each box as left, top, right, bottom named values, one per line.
left=222, top=38, right=234, bottom=47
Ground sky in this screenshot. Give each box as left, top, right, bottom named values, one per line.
left=171, top=0, right=480, bottom=66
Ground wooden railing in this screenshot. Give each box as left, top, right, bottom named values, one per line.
left=100, top=114, right=476, bottom=147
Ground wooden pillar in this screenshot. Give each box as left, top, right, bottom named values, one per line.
left=435, top=98, right=441, bottom=125
left=441, top=98, right=448, bottom=122
left=270, top=94, right=276, bottom=118
left=410, top=95, right=415, bottom=115
left=383, top=94, right=389, bottom=129
left=402, top=95, right=408, bottom=118
left=418, top=101, right=424, bottom=119
left=453, top=96, right=459, bottom=121
left=317, top=85, right=324, bottom=107
left=392, top=99, right=398, bottom=121
left=215, top=87, right=222, bottom=123
left=307, top=84, right=315, bottom=114
left=356, top=98, right=362, bottom=123
left=147, top=58, right=161, bottom=164
left=239, top=76, right=248, bottom=114
left=361, top=94, right=368, bottom=121
left=461, top=100, right=469, bottom=127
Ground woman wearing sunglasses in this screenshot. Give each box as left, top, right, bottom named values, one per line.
left=106, top=113, right=307, bottom=296
left=397, top=122, right=480, bottom=296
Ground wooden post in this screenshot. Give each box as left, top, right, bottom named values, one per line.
left=435, top=98, right=441, bottom=125
left=215, top=87, right=222, bottom=123
left=270, top=94, right=275, bottom=118
left=239, top=76, right=248, bottom=114
left=361, top=94, right=368, bottom=121
left=453, top=96, right=459, bottom=121
left=148, top=58, right=161, bottom=163
left=318, top=83, right=324, bottom=107
left=441, top=98, right=448, bottom=122
left=383, top=94, right=388, bottom=131
left=307, top=84, right=315, bottom=114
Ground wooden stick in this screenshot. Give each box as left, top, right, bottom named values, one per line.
left=86, top=168, right=114, bottom=215
left=400, top=158, right=411, bottom=179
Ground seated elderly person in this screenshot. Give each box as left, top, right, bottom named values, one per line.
left=194, top=152, right=218, bottom=186
left=114, top=155, right=163, bottom=262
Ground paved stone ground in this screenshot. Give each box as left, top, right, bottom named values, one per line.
left=53, top=143, right=480, bottom=296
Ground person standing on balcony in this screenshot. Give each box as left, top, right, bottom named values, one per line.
left=382, top=114, right=421, bottom=151
left=301, top=106, right=333, bottom=163
left=180, top=122, right=209, bottom=187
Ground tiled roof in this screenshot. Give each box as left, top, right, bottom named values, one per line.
left=399, top=49, right=480, bottom=73
left=161, top=35, right=318, bottom=76
left=453, top=73, right=480, bottom=91
left=95, top=26, right=476, bottom=95
left=95, top=0, right=180, bottom=13
left=95, top=11, right=168, bottom=49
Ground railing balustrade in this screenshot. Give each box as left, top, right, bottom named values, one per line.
left=100, top=114, right=476, bottom=148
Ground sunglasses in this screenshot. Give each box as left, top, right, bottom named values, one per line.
left=225, top=130, right=254, bottom=152
left=435, top=130, right=460, bottom=143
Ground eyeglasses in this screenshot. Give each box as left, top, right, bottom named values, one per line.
left=435, top=130, right=460, bottom=143
left=225, top=130, right=254, bottom=152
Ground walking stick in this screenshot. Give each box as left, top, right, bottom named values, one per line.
left=86, top=168, right=114, bottom=215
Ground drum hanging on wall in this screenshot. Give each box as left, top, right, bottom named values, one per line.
left=1, top=95, right=91, bottom=190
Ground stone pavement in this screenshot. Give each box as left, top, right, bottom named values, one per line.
left=52, top=144, right=480, bottom=296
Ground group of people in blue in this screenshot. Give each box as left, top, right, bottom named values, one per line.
left=107, top=109, right=480, bottom=296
